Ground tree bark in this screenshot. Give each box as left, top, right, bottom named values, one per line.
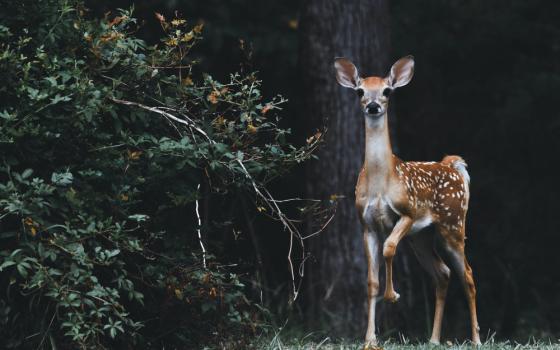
left=300, top=0, right=391, bottom=337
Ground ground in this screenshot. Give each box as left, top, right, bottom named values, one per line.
left=257, top=339, right=560, bottom=350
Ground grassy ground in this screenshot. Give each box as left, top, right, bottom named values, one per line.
left=258, top=338, right=560, bottom=349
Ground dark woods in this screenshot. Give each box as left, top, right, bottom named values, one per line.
left=392, top=0, right=560, bottom=340
left=1, top=0, right=559, bottom=348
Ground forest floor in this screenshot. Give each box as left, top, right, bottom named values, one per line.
left=257, top=339, right=560, bottom=349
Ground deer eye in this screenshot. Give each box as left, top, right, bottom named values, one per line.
left=383, top=88, right=392, bottom=97
left=356, top=88, right=364, bottom=98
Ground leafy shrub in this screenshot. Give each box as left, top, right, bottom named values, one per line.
left=0, top=1, right=318, bottom=348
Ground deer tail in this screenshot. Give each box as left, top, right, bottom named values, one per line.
left=441, top=155, right=470, bottom=195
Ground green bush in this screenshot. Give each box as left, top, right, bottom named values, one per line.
left=0, top=1, right=318, bottom=348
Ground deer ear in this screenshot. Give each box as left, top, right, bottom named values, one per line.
left=334, top=58, right=360, bottom=88
left=388, top=55, right=414, bottom=88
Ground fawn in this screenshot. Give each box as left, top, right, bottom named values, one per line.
left=334, top=56, right=480, bottom=348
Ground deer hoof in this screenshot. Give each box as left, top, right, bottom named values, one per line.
left=383, top=291, right=400, bottom=303
left=364, top=343, right=383, bottom=350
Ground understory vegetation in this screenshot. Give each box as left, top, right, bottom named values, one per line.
left=0, top=1, right=320, bottom=348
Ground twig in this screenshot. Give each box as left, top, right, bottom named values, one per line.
left=36, top=311, right=56, bottom=350
left=237, top=160, right=303, bottom=300
left=110, top=98, right=212, bottom=143
left=195, top=183, right=207, bottom=269
left=89, top=143, right=126, bottom=152
left=269, top=197, right=321, bottom=203
left=301, top=212, right=336, bottom=240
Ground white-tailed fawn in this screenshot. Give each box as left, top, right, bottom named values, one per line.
left=334, top=56, right=480, bottom=348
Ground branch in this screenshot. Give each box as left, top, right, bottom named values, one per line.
left=195, top=184, right=207, bottom=269
left=110, top=98, right=212, bottom=143
left=110, top=97, right=330, bottom=301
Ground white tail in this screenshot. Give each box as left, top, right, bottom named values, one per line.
left=443, top=155, right=470, bottom=184
left=334, top=56, right=481, bottom=348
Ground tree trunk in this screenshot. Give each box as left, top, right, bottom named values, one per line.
left=300, top=0, right=391, bottom=337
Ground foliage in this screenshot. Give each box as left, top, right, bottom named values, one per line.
left=0, top=1, right=318, bottom=348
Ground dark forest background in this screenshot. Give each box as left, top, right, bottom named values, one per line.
left=88, top=0, right=560, bottom=342
left=2, top=0, right=559, bottom=347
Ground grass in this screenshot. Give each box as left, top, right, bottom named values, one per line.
left=249, top=321, right=559, bottom=350
left=256, top=336, right=560, bottom=350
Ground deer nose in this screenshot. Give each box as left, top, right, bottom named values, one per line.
left=366, top=102, right=382, bottom=115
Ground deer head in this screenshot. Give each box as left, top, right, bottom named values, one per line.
left=334, top=56, right=415, bottom=117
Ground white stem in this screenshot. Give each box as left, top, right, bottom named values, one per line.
left=195, top=184, right=207, bottom=268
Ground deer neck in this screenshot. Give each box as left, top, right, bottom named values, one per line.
left=363, top=113, right=395, bottom=193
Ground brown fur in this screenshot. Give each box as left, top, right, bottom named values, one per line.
left=335, top=56, right=480, bottom=348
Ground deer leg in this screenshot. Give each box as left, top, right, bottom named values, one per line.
left=363, top=229, right=381, bottom=349
left=382, top=216, right=413, bottom=303
left=410, top=233, right=451, bottom=345
left=444, top=234, right=481, bottom=345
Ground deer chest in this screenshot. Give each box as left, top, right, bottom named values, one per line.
left=358, top=195, right=399, bottom=233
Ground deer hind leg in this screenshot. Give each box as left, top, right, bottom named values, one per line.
left=382, top=216, right=413, bottom=303
left=441, top=226, right=481, bottom=345
left=410, top=232, right=451, bottom=345
left=363, top=229, right=381, bottom=349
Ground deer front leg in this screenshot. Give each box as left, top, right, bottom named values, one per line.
left=383, top=216, right=413, bottom=302
left=363, top=229, right=380, bottom=349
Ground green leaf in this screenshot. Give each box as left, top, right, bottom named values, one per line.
left=128, top=214, right=149, bottom=222
left=21, top=169, right=33, bottom=179
left=50, top=94, right=72, bottom=104
left=51, top=171, right=73, bottom=186
left=0, top=260, right=16, bottom=271
left=16, top=264, right=28, bottom=278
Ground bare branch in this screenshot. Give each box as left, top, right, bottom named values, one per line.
left=195, top=184, right=207, bottom=268
left=111, top=97, right=330, bottom=301
left=110, top=98, right=213, bottom=143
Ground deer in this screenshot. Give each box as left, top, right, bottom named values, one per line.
left=334, top=56, right=481, bottom=349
